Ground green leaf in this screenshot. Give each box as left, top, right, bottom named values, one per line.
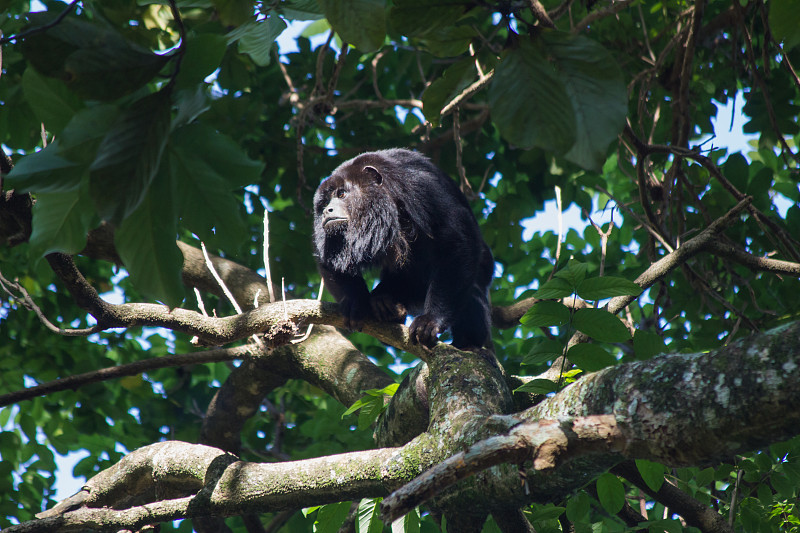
left=770, top=0, right=800, bottom=51
left=520, top=301, right=570, bottom=327
left=170, top=143, right=244, bottom=243
left=572, top=308, right=631, bottom=342
left=595, top=473, right=625, bottom=514
left=389, top=0, right=469, bottom=38
left=422, top=58, right=476, bottom=123
left=21, top=67, right=82, bottom=134
left=55, top=104, right=121, bottom=165
left=357, top=396, right=385, bottom=430
left=771, top=473, right=797, bottom=498
left=276, top=0, right=325, bottom=20
left=228, top=16, right=287, bottom=67
left=28, top=187, right=96, bottom=257
left=515, top=378, right=559, bottom=395
left=723, top=152, right=749, bottom=192
left=567, top=343, right=616, bottom=371
left=554, top=260, right=588, bottom=287
left=489, top=39, right=576, bottom=153
left=633, top=330, right=666, bottom=360
left=566, top=492, right=591, bottom=522
left=315, top=501, right=351, bottom=533
left=635, top=459, right=666, bottom=492
left=5, top=144, right=82, bottom=193
left=176, top=33, right=228, bottom=89
left=357, top=498, right=383, bottom=533
left=523, top=338, right=565, bottom=365
left=20, top=13, right=169, bottom=101
left=416, top=25, right=475, bottom=58
left=319, top=0, right=386, bottom=52
left=89, top=91, right=171, bottom=224
left=527, top=504, right=565, bottom=521
left=532, top=277, right=574, bottom=300
left=114, top=170, right=184, bottom=307
left=170, top=123, right=264, bottom=188
left=576, top=276, right=641, bottom=301
left=541, top=31, right=627, bottom=171
left=390, top=506, right=420, bottom=533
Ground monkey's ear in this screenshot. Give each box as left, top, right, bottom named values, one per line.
left=363, top=166, right=383, bottom=185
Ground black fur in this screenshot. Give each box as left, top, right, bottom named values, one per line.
left=313, top=149, right=494, bottom=350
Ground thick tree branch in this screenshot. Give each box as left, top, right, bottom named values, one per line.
left=17, top=320, right=800, bottom=531
left=382, top=415, right=622, bottom=522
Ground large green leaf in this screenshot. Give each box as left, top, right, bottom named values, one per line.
left=115, top=170, right=184, bottom=308
left=227, top=16, right=287, bottom=67
left=489, top=39, right=576, bottom=153
left=576, top=276, right=641, bottom=300
left=170, top=123, right=264, bottom=188
left=20, top=13, right=168, bottom=101
left=541, top=31, right=627, bottom=171
left=635, top=459, right=667, bottom=492
left=389, top=0, right=469, bottom=38
left=319, top=0, right=386, bottom=52
left=567, top=343, right=617, bottom=371
left=422, top=58, right=477, bottom=123
left=572, top=308, right=631, bottom=342
left=596, top=473, right=625, bottom=514
left=357, top=499, right=383, bottom=533
left=532, top=277, right=574, bottom=300
left=314, top=501, right=350, bottom=533
left=520, top=301, right=571, bottom=327
left=28, top=187, right=96, bottom=257
left=770, top=0, right=800, bottom=51
left=89, top=91, right=171, bottom=224
left=5, top=144, right=82, bottom=193
left=176, top=34, right=228, bottom=89
left=415, top=25, right=475, bottom=58
left=6, top=104, right=121, bottom=194
left=21, top=67, right=82, bottom=134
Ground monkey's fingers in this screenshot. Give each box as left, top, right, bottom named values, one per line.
left=409, top=315, right=446, bottom=348
left=370, top=294, right=407, bottom=323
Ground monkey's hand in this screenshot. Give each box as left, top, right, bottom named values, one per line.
left=409, top=314, right=447, bottom=348
left=370, top=293, right=407, bottom=323
left=339, top=295, right=369, bottom=332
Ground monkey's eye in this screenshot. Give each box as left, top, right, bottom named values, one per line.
left=336, top=188, right=346, bottom=199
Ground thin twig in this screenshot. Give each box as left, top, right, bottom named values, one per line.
left=573, top=0, right=636, bottom=33
left=440, top=70, right=494, bottom=118
left=263, top=210, right=276, bottom=303
left=0, top=0, right=80, bottom=44
left=0, top=270, right=102, bottom=337
left=0, top=344, right=259, bottom=407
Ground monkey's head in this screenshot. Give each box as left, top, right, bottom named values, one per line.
left=313, top=155, right=409, bottom=275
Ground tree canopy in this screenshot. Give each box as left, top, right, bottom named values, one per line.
left=1, top=0, right=800, bottom=532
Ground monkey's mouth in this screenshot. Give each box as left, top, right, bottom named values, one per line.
left=323, top=218, right=348, bottom=228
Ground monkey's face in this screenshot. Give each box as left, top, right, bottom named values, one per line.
left=318, top=187, right=350, bottom=234
left=312, top=159, right=400, bottom=273
left=314, top=164, right=384, bottom=235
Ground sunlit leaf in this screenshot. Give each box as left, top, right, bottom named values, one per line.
left=520, top=301, right=570, bottom=327
left=567, top=343, right=616, bottom=371
left=577, top=276, right=641, bottom=301
left=573, top=308, right=631, bottom=342
left=596, top=473, right=625, bottom=514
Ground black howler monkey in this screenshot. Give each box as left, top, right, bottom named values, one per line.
left=313, top=148, right=493, bottom=351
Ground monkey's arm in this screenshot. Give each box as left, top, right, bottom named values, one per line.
left=319, top=264, right=370, bottom=331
